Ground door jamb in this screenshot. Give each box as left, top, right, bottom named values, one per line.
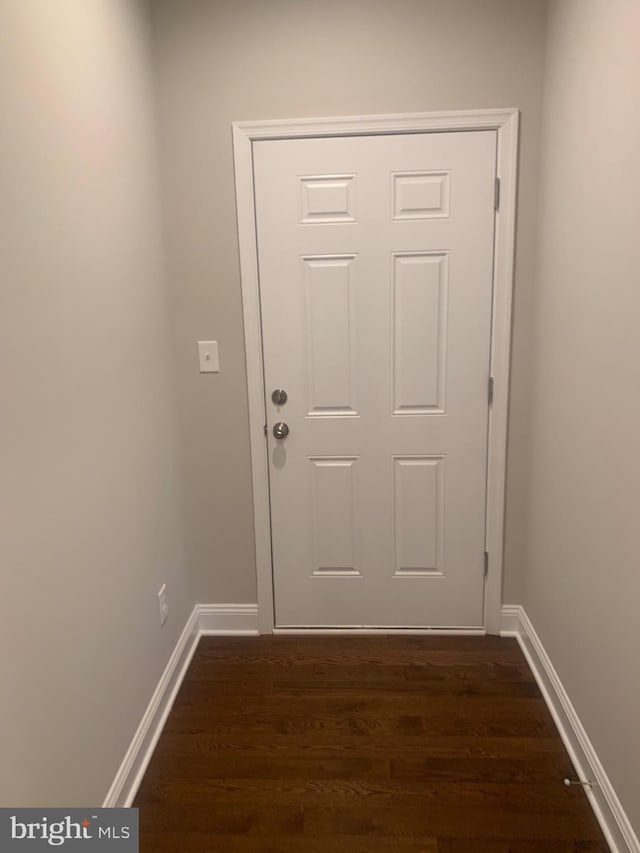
left=232, top=109, right=519, bottom=635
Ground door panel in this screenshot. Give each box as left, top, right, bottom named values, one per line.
left=393, top=455, right=445, bottom=575
left=304, top=255, right=357, bottom=415
left=253, top=131, right=497, bottom=628
left=392, top=252, right=448, bottom=414
left=309, top=456, right=359, bottom=575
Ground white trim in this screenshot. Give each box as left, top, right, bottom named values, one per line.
left=233, top=123, right=275, bottom=635
left=498, top=604, right=522, bottom=635
left=233, top=108, right=519, bottom=139
left=501, top=605, right=640, bottom=853
left=102, top=605, right=200, bottom=808
left=483, top=110, right=519, bottom=635
left=198, top=603, right=260, bottom=635
left=233, top=109, right=520, bottom=635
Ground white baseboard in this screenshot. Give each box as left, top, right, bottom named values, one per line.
left=103, top=604, right=201, bottom=808
left=198, top=603, right=259, bottom=635
left=501, top=605, right=639, bottom=853
left=103, top=602, right=259, bottom=807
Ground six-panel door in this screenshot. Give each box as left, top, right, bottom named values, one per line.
left=253, top=131, right=497, bottom=627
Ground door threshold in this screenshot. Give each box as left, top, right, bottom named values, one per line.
left=273, top=626, right=486, bottom=635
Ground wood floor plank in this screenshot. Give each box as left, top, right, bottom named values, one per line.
left=161, top=708, right=557, bottom=740
left=302, top=803, right=603, bottom=841
left=134, top=636, right=608, bottom=852
left=389, top=755, right=575, bottom=784
left=139, top=754, right=390, bottom=782
left=438, top=842, right=609, bottom=853
left=138, top=803, right=303, bottom=833
left=136, top=777, right=597, bottom=816
left=189, top=649, right=526, bottom=668
left=140, top=832, right=439, bottom=852
left=153, top=733, right=569, bottom=761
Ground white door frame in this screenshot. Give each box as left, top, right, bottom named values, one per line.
left=232, top=109, right=519, bottom=635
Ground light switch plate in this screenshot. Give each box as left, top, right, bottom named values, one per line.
left=198, top=341, right=220, bottom=373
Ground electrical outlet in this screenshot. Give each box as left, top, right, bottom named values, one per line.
left=158, top=584, right=168, bottom=627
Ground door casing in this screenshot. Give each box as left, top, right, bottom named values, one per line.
left=232, top=109, right=519, bottom=635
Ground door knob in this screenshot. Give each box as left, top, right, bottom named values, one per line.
left=273, top=422, right=290, bottom=440
left=271, top=389, right=288, bottom=406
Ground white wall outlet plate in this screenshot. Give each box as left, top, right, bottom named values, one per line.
left=157, top=584, right=168, bottom=626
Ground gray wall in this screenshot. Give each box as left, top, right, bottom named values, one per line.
left=523, top=0, right=640, bottom=830
left=151, top=0, right=550, bottom=604
left=0, top=0, right=191, bottom=805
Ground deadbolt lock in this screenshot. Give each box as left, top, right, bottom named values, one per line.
left=271, top=389, right=288, bottom=406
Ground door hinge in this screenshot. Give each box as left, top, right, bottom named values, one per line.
left=484, top=551, right=489, bottom=577
left=488, top=376, right=494, bottom=406
left=263, top=423, right=268, bottom=436
left=494, top=177, right=501, bottom=212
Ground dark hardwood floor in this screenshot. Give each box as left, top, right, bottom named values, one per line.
left=134, top=635, right=609, bottom=852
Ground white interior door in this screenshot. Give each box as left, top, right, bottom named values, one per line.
left=253, top=130, right=497, bottom=628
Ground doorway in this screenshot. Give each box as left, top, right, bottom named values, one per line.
left=233, top=109, right=518, bottom=634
